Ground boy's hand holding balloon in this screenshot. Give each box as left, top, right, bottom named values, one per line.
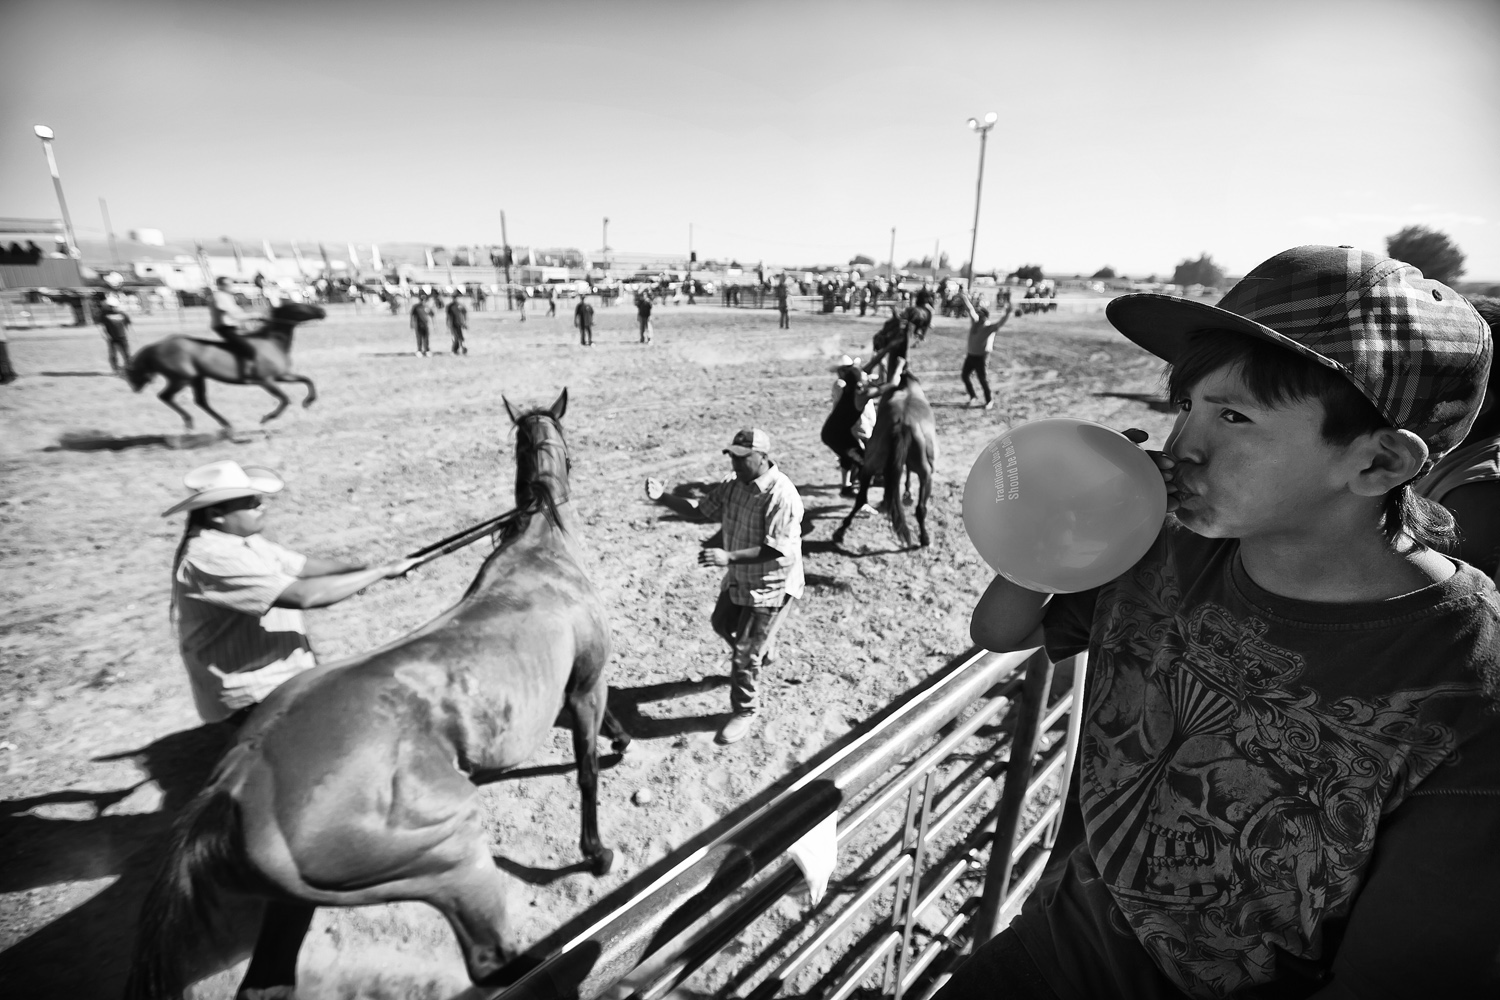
left=1121, top=427, right=1183, bottom=513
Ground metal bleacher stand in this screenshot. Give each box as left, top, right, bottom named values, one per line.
left=467, top=645, right=1088, bottom=1000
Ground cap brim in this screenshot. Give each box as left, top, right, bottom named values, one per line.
left=724, top=445, right=757, bottom=457
left=1106, top=293, right=1346, bottom=375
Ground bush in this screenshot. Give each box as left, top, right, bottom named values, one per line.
left=1386, top=226, right=1466, bottom=285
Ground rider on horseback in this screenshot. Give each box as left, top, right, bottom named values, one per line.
left=864, top=302, right=929, bottom=397
left=209, top=276, right=263, bottom=380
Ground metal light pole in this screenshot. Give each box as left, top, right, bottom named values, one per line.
left=33, top=125, right=80, bottom=258
left=500, top=210, right=513, bottom=307
left=964, top=112, right=998, bottom=291
left=602, top=217, right=609, bottom=275
left=100, top=197, right=120, bottom=266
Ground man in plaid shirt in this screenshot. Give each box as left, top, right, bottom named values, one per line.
left=647, top=427, right=805, bottom=745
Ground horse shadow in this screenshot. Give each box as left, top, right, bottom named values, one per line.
left=44, top=428, right=236, bottom=452
left=36, top=371, right=118, bottom=378
left=804, top=537, right=913, bottom=559
left=491, top=855, right=600, bottom=886
left=0, top=723, right=239, bottom=997
left=606, top=677, right=731, bottom=740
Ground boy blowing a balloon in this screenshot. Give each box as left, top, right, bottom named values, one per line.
left=949, top=246, right=1500, bottom=1000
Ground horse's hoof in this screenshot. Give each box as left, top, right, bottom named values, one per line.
left=589, top=848, right=615, bottom=877
left=611, top=737, right=632, bottom=755
left=903, top=493, right=915, bottom=507
left=920, top=534, right=931, bottom=547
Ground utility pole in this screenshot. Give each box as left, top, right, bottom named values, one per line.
left=500, top=210, right=513, bottom=308
left=888, top=227, right=896, bottom=283
left=602, top=217, right=609, bottom=276
left=99, top=197, right=120, bottom=266
left=687, top=222, right=695, bottom=304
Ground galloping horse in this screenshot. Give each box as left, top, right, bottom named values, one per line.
left=125, top=389, right=628, bottom=1000
left=125, top=302, right=325, bottom=430
left=832, top=372, right=938, bottom=549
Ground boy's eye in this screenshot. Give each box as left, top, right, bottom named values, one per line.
left=1175, top=398, right=1192, bottom=412
left=1219, top=409, right=1249, bottom=423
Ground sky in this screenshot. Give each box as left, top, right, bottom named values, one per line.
left=2, top=0, right=1497, bottom=278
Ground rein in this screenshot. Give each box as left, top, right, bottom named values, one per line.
left=404, top=413, right=572, bottom=569
left=404, top=507, right=525, bottom=568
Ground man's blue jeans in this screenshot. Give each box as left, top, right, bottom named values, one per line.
left=710, top=590, right=794, bottom=714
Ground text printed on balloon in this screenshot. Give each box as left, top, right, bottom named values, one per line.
left=990, top=440, right=1020, bottom=502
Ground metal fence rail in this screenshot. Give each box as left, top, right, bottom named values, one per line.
left=467, top=645, right=1086, bottom=1000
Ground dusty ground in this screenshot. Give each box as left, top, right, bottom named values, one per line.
left=0, top=300, right=1177, bottom=998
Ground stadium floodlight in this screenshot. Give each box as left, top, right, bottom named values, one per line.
left=32, top=124, right=80, bottom=257
left=964, top=114, right=998, bottom=290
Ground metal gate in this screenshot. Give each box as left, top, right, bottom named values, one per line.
left=467, top=645, right=1087, bottom=1000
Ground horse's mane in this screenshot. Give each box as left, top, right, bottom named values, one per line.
left=508, top=407, right=570, bottom=536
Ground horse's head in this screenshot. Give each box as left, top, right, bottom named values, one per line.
left=268, top=302, right=328, bottom=325
left=503, top=389, right=571, bottom=516
left=873, top=315, right=903, bottom=353
left=834, top=358, right=869, bottom=393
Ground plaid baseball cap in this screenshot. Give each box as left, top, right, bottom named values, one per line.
left=1107, top=245, right=1492, bottom=461
left=724, top=427, right=771, bottom=456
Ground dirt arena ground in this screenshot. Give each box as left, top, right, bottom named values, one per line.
left=0, top=300, right=1177, bottom=998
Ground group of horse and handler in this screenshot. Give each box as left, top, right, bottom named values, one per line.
left=108, top=291, right=957, bottom=999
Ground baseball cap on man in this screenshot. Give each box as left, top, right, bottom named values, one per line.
left=1106, top=245, right=1492, bottom=461
left=724, top=427, right=771, bottom=457
left=162, top=460, right=284, bottom=516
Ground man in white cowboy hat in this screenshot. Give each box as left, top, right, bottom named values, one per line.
left=645, top=428, right=805, bottom=745
left=165, top=460, right=419, bottom=725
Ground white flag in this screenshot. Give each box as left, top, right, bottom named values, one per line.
left=786, top=811, right=839, bottom=905
left=347, top=242, right=361, bottom=271
left=425, top=247, right=435, bottom=268
left=370, top=244, right=383, bottom=270
left=262, top=239, right=276, bottom=261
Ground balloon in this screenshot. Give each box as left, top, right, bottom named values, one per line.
left=962, top=418, right=1167, bottom=593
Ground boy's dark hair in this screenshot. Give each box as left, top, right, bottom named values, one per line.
left=1166, top=329, right=1458, bottom=550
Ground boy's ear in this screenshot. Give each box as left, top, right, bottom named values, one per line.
left=1350, top=428, right=1429, bottom=497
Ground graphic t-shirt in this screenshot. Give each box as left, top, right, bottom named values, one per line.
left=1016, top=525, right=1500, bottom=999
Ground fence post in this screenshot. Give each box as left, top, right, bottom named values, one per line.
left=973, top=650, right=1056, bottom=942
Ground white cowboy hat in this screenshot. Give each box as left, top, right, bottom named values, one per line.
left=162, top=460, right=284, bottom=516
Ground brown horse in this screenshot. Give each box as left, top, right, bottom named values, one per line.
left=832, top=372, right=938, bottom=549
left=124, top=389, right=628, bottom=1000
left=125, top=302, right=325, bottom=430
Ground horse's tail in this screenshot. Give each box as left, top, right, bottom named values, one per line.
left=125, top=346, right=157, bottom=392
left=123, top=788, right=245, bottom=1000
left=884, top=407, right=914, bottom=547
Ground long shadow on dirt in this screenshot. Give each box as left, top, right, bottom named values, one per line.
left=491, top=855, right=599, bottom=886
left=803, top=537, right=913, bottom=559
left=44, top=428, right=233, bottom=452
left=607, top=678, right=730, bottom=739
left=474, top=752, right=626, bottom=786
left=0, top=723, right=239, bottom=998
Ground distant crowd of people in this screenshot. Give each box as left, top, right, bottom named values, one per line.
left=0, top=240, right=46, bottom=265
